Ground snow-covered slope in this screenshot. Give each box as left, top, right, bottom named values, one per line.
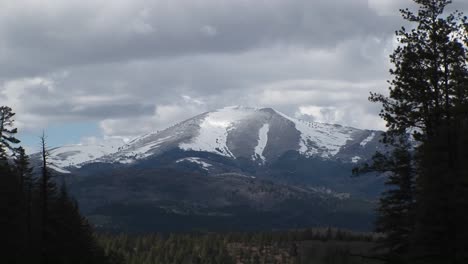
left=47, top=143, right=123, bottom=173
left=173, top=106, right=378, bottom=162
left=179, top=106, right=255, bottom=157
left=274, top=110, right=359, bottom=158
left=39, top=106, right=384, bottom=172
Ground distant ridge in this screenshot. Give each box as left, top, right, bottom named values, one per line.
left=39, top=106, right=385, bottom=173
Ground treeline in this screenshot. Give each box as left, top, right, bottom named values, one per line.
left=355, top=0, right=468, bottom=263
left=98, top=228, right=380, bottom=264
left=0, top=106, right=112, bottom=263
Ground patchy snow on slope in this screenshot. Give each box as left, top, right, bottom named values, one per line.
left=253, top=123, right=269, bottom=163
left=48, top=143, right=121, bottom=169
left=179, top=106, right=254, bottom=158
left=176, top=157, right=212, bottom=170
left=275, top=110, right=354, bottom=158
left=114, top=135, right=173, bottom=164
left=49, top=164, right=72, bottom=174
left=136, top=136, right=172, bottom=154
left=308, top=186, right=351, bottom=200
left=360, top=132, right=375, bottom=147
left=44, top=106, right=381, bottom=171
left=351, top=156, right=361, bottom=163
left=217, top=173, right=256, bottom=179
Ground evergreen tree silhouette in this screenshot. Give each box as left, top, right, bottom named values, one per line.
left=368, top=0, right=468, bottom=262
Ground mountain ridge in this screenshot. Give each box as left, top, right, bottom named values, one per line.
left=42, top=106, right=385, bottom=174
left=30, top=106, right=387, bottom=232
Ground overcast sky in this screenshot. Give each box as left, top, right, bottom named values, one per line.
left=1, top=0, right=467, bottom=152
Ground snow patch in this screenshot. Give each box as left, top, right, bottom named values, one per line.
left=351, top=156, right=361, bottom=163
left=49, top=164, right=71, bottom=174
left=308, top=186, right=351, bottom=200
left=179, top=106, right=254, bottom=158
left=274, top=110, right=355, bottom=158
left=253, top=124, right=269, bottom=163
left=360, top=132, right=375, bottom=147
left=176, top=157, right=212, bottom=170
left=47, top=143, right=122, bottom=169
left=129, top=136, right=171, bottom=156
left=109, top=135, right=174, bottom=164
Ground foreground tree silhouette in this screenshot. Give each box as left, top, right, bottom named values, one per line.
left=368, top=0, right=468, bottom=263
left=38, top=134, right=109, bottom=264
left=39, top=133, right=54, bottom=264
left=14, top=147, right=35, bottom=252
left=0, top=106, right=22, bottom=260
left=0, top=106, right=20, bottom=160
left=0, top=106, right=111, bottom=263
left=354, top=142, right=416, bottom=263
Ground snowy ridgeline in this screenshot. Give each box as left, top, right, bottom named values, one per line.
left=41, top=106, right=380, bottom=172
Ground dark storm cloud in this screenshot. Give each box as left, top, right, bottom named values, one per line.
left=0, top=0, right=396, bottom=78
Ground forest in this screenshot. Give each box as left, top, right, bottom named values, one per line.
left=97, top=229, right=379, bottom=264
left=1, top=0, right=468, bottom=263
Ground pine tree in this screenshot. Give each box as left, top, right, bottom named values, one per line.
left=14, top=147, right=33, bottom=192
left=14, top=147, right=35, bottom=254
left=0, top=160, right=23, bottom=261
left=370, top=0, right=468, bottom=142
left=0, top=107, right=113, bottom=262
left=38, top=133, right=58, bottom=264
left=0, top=106, right=22, bottom=261
left=355, top=143, right=415, bottom=262
left=0, top=106, right=21, bottom=159
left=369, top=0, right=468, bottom=263
left=51, top=183, right=108, bottom=263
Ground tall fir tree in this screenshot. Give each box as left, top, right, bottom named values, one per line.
left=369, top=0, right=468, bottom=263
left=14, top=147, right=35, bottom=253
left=38, top=133, right=58, bottom=264
left=0, top=106, right=22, bottom=260
left=0, top=106, right=20, bottom=157
left=354, top=142, right=416, bottom=263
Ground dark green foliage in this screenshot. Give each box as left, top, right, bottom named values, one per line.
left=366, top=0, right=468, bottom=263
left=370, top=0, right=468, bottom=143
left=0, top=106, right=23, bottom=259
left=0, top=106, right=112, bottom=263
left=410, top=122, right=468, bottom=263
left=0, top=106, right=20, bottom=157
left=373, top=147, right=414, bottom=258
left=354, top=144, right=415, bottom=262
left=0, top=158, right=23, bottom=260
left=97, top=228, right=380, bottom=264
left=98, top=233, right=234, bottom=264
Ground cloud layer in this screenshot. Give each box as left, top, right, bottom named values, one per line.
left=1, top=0, right=467, bottom=145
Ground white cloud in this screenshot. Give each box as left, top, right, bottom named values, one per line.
left=296, top=106, right=343, bottom=124
left=0, top=76, right=56, bottom=130
left=99, top=101, right=208, bottom=137
left=295, top=105, right=385, bottom=130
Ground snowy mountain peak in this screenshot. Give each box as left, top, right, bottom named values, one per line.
left=39, top=106, right=384, bottom=171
